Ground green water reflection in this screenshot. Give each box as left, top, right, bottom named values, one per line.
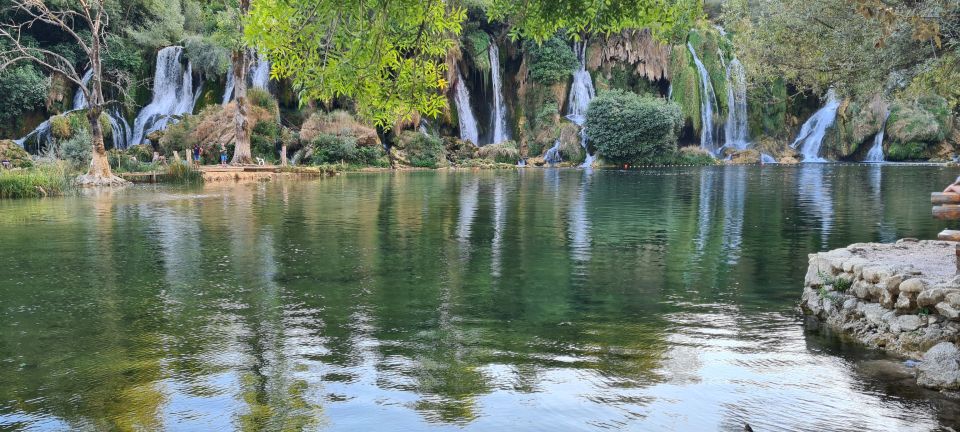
left=0, top=165, right=957, bottom=431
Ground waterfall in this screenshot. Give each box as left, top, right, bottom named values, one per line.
left=687, top=42, right=719, bottom=155
left=761, top=153, right=777, bottom=164
left=488, top=43, right=510, bottom=144
left=130, top=46, right=196, bottom=146
left=250, top=53, right=271, bottom=89
left=566, top=41, right=597, bottom=168
left=107, top=109, right=132, bottom=150
left=724, top=59, right=749, bottom=150
left=791, top=89, right=840, bottom=163
left=72, top=69, right=93, bottom=110
left=222, top=64, right=235, bottom=105
left=14, top=118, right=53, bottom=149
left=453, top=68, right=479, bottom=145
left=865, top=112, right=890, bottom=163
left=544, top=140, right=562, bottom=164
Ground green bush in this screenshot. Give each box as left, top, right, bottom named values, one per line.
left=247, top=88, right=277, bottom=112
left=585, top=90, right=683, bottom=164
left=399, top=132, right=444, bottom=168
left=165, top=160, right=203, bottom=184
left=525, top=36, right=578, bottom=85
left=886, top=94, right=952, bottom=161
left=252, top=120, right=280, bottom=161
left=0, top=163, right=70, bottom=199
left=478, top=141, right=520, bottom=164
left=311, top=134, right=358, bottom=164
left=0, top=140, right=33, bottom=168
left=0, top=64, right=48, bottom=132
left=50, top=115, right=72, bottom=139
left=59, top=128, right=92, bottom=169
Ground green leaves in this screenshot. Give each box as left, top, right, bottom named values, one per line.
left=247, top=0, right=464, bottom=129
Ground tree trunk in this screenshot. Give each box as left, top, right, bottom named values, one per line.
left=231, top=49, right=252, bottom=165
left=87, top=109, right=111, bottom=177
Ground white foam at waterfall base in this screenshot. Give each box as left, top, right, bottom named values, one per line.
left=488, top=43, right=510, bottom=144
left=453, top=68, right=479, bottom=145
left=130, top=46, right=197, bottom=146
left=566, top=41, right=597, bottom=168
left=791, top=89, right=840, bottom=163
left=687, top=42, right=719, bottom=155
left=865, top=111, right=890, bottom=163
left=724, top=59, right=749, bottom=150
left=544, top=140, right=562, bottom=164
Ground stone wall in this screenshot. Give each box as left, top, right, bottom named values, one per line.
left=800, top=239, right=960, bottom=390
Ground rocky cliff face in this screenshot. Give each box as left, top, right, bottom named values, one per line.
left=800, top=239, right=960, bottom=390
left=588, top=29, right=671, bottom=82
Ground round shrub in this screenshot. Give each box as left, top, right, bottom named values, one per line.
left=585, top=90, right=683, bottom=164
left=395, top=131, right=444, bottom=168
left=311, top=133, right=358, bottom=164
left=478, top=141, right=519, bottom=164
left=50, top=115, right=72, bottom=139
left=524, top=36, right=578, bottom=85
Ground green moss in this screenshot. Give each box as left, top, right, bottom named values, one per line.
left=462, top=29, right=492, bottom=73
left=524, top=36, right=578, bottom=85
left=746, top=78, right=787, bottom=139
left=669, top=45, right=701, bottom=135
left=887, top=141, right=927, bottom=161
left=885, top=94, right=951, bottom=161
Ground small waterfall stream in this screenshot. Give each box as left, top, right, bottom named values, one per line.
left=130, top=46, right=197, bottom=146
left=488, top=43, right=510, bottom=144
left=453, top=68, right=480, bottom=145
left=544, top=140, right=562, bottom=165
left=688, top=43, right=719, bottom=155
left=865, top=112, right=890, bottom=162
left=72, top=69, right=94, bottom=110
left=791, top=89, right=840, bottom=163
left=724, top=59, right=749, bottom=150
left=567, top=41, right=597, bottom=168
left=222, top=52, right=271, bottom=105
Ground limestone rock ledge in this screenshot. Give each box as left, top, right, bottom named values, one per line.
left=800, top=239, right=960, bottom=391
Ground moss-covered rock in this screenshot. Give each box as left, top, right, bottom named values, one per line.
left=0, top=140, right=33, bottom=168
left=822, top=95, right=887, bottom=160
left=300, top=110, right=380, bottom=147
left=669, top=44, right=701, bottom=139
left=886, top=95, right=952, bottom=161
left=477, top=141, right=519, bottom=164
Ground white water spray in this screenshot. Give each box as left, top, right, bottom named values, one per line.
left=130, top=46, right=197, bottom=145
left=865, top=111, right=890, bottom=163
left=567, top=41, right=597, bottom=168
left=688, top=43, right=719, bottom=155
left=453, top=68, right=480, bottom=145
left=724, top=59, right=749, bottom=150
left=791, top=89, right=840, bottom=163
left=488, top=43, right=510, bottom=144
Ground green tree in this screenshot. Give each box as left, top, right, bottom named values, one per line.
left=585, top=90, right=683, bottom=164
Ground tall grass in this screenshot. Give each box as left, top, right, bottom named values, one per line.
left=165, top=161, right=204, bottom=184
left=0, top=163, right=71, bottom=199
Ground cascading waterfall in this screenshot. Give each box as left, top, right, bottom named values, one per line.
left=130, top=46, right=197, bottom=146
left=72, top=69, right=93, bottom=109
left=761, top=153, right=777, bottom=164
left=488, top=43, right=510, bottom=144
left=865, top=112, right=890, bottom=162
left=222, top=64, right=235, bottom=105
left=544, top=140, right=562, bottom=165
left=791, top=89, right=840, bottom=163
left=567, top=41, right=597, bottom=168
left=724, top=58, right=749, bottom=150
left=221, top=52, right=270, bottom=105
left=688, top=43, right=719, bottom=155
left=453, top=68, right=480, bottom=145
left=250, top=53, right=271, bottom=90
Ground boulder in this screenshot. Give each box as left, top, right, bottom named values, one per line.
left=897, top=315, right=923, bottom=333
left=935, top=302, right=960, bottom=321
left=895, top=292, right=917, bottom=314
left=946, top=292, right=960, bottom=309
left=916, top=342, right=960, bottom=390
left=899, top=278, right=926, bottom=295
left=852, top=280, right=873, bottom=300
left=918, top=288, right=959, bottom=307
left=0, top=140, right=33, bottom=168
left=778, top=156, right=799, bottom=165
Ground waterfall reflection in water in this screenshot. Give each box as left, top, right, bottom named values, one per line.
left=0, top=167, right=958, bottom=431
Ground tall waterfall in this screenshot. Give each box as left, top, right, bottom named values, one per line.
left=791, top=89, right=840, bottom=163
left=567, top=41, right=597, bottom=168
left=865, top=112, right=890, bottom=162
left=453, top=68, right=479, bottom=145
left=130, top=46, right=197, bottom=146
left=688, top=43, right=719, bottom=155
left=72, top=69, right=93, bottom=109
left=222, top=52, right=271, bottom=105
left=488, top=43, right=510, bottom=144
left=724, top=59, right=749, bottom=150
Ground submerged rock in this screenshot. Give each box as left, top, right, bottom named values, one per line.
left=917, top=342, right=960, bottom=390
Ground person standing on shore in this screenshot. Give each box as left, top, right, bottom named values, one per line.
left=220, top=146, right=228, bottom=166
left=192, top=144, right=203, bottom=168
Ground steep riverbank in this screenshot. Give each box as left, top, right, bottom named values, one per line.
left=800, top=239, right=960, bottom=391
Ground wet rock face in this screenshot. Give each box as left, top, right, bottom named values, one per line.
left=800, top=239, right=960, bottom=391
left=917, top=342, right=960, bottom=390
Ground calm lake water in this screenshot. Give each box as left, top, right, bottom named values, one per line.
left=1, top=165, right=959, bottom=431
